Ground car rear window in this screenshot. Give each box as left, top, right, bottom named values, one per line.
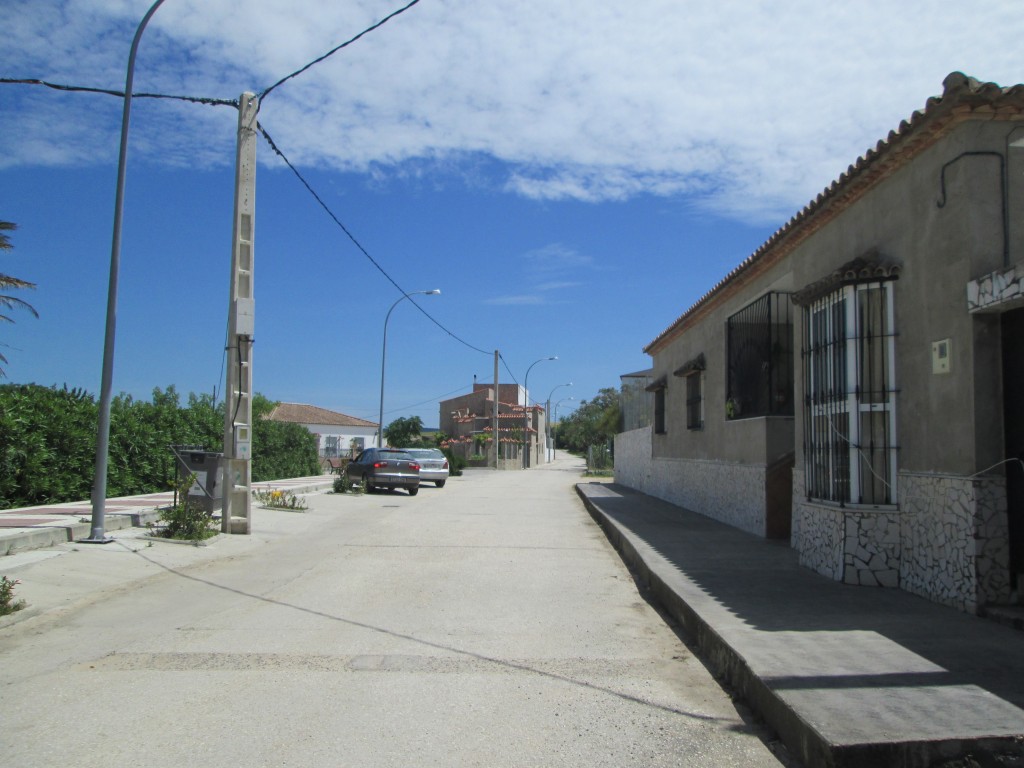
left=408, top=449, right=444, bottom=459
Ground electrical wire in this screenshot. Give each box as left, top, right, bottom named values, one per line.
left=968, top=457, right=1024, bottom=478
left=7, top=30, right=502, bottom=362
left=498, top=353, right=521, bottom=387
left=255, top=121, right=493, bottom=356
left=258, top=0, right=424, bottom=102
left=0, top=78, right=238, bottom=107
left=380, top=383, right=474, bottom=418
left=6, top=80, right=498, bottom=360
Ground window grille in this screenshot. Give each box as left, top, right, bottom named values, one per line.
left=685, top=373, right=703, bottom=430
left=654, top=387, right=666, bottom=434
left=646, top=376, right=668, bottom=435
left=802, top=283, right=898, bottom=504
left=726, top=292, right=794, bottom=419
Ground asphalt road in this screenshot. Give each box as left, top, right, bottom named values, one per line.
left=1, top=456, right=788, bottom=767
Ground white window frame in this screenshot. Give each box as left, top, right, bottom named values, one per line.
left=805, top=283, right=897, bottom=505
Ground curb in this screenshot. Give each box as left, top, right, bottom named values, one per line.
left=1, top=481, right=334, bottom=558
left=575, top=484, right=824, bottom=761
left=575, top=483, right=1024, bottom=768
left=0, top=511, right=156, bottom=557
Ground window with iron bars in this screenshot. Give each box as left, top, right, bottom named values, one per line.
left=654, top=386, right=667, bottom=434
left=802, top=283, right=898, bottom=505
left=685, top=372, right=703, bottom=430
left=726, top=292, right=794, bottom=419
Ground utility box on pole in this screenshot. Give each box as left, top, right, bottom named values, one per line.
left=222, top=92, right=258, bottom=535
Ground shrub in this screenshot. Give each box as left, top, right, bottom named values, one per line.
left=333, top=474, right=361, bottom=494
left=441, top=446, right=466, bottom=476
left=155, top=473, right=218, bottom=541
left=0, top=575, right=26, bottom=616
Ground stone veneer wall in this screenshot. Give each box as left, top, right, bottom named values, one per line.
left=899, top=471, right=1010, bottom=612
left=791, top=469, right=845, bottom=580
left=615, top=427, right=768, bottom=536
left=614, top=427, right=652, bottom=490
left=792, top=468, right=1011, bottom=613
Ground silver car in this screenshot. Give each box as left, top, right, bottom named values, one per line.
left=403, top=448, right=450, bottom=488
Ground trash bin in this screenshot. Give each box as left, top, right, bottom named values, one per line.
left=171, top=445, right=224, bottom=515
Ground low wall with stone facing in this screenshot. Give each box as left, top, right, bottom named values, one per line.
left=899, top=472, right=1011, bottom=612
left=614, top=427, right=652, bottom=490
left=792, top=468, right=1011, bottom=613
left=615, top=428, right=768, bottom=537
left=792, top=469, right=845, bottom=580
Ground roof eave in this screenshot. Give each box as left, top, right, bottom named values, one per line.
left=644, top=72, right=1024, bottom=356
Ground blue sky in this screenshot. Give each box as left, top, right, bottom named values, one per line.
left=2, top=0, right=1021, bottom=428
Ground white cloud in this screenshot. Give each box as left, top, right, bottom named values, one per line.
left=483, top=243, right=592, bottom=305
left=523, top=244, right=595, bottom=273
left=483, top=294, right=545, bottom=307
left=3, top=0, right=1022, bottom=222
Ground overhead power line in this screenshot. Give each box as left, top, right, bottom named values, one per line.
left=380, top=383, right=474, bottom=418
left=499, top=354, right=521, bottom=388
left=5, top=0, right=500, bottom=363
left=258, top=0, right=424, bottom=102
left=255, top=121, right=492, bottom=357
left=0, top=78, right=238, bottom=108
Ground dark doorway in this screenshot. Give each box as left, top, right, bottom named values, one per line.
left=1002, top=308, right=1024, bottom=592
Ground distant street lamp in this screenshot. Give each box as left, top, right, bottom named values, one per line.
left=522, top=355, right=557, bottom=468
left=545, top=382, right=572, bottom=460
left=377, top=289, right=440, bottom=446
left=552, top=396, right=575, bottom=459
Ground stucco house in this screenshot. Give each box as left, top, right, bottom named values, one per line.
left=439, top=383, right=548, bottom=469
left=615, top=73, right=1024, bottom=615
left=265, top=402, right=379, bottom=463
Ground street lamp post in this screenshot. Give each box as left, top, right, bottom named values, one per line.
left=377, top=289, right=440, bottom=446
left=85, top=0, right=169, bottom=544
left=522, top=355, right=557, bottom=468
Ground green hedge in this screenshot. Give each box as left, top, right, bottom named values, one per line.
left=0, top=384, right=319, bottom=510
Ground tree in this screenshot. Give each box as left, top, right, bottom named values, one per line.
left=556, top=387, right=621, bottom=455
left=0, top=221, right=39, bottom=377
left=383, top=415, right=424, bottom=448
left=251, top=394, right=320, bottom=481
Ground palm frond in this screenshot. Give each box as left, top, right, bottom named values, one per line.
left=0, top=295, right=39, bottom=319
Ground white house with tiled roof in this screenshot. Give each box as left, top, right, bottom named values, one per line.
left=616, top=73, right=1024, bottom=615
left=266, top=402, right=379, bottom=459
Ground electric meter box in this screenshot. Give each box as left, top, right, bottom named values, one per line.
left=170, top=445, right=224, bottom=515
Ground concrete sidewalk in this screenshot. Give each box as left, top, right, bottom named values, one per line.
left=576, top=481, right=1024, bottom=768
left=0, top=475, right=335, bottom=556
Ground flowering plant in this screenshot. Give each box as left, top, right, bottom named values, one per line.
left=254, top=487, right=308, bottom=511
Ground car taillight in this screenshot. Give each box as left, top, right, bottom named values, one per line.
left=442, top=460, right=449, bottom=469
left=374, top=461, right=387, bottom=468
left=409, top=463, right=420, bottom=471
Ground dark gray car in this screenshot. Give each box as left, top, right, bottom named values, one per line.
left=346, top=448, right=421, bottom=495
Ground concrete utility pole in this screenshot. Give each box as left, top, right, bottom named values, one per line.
left=221, top=92, right=258, bottom=535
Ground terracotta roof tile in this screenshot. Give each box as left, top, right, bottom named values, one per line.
left=266, top=402, right=377, bottom=428
left=644, top=72, right=1024, bottom=354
